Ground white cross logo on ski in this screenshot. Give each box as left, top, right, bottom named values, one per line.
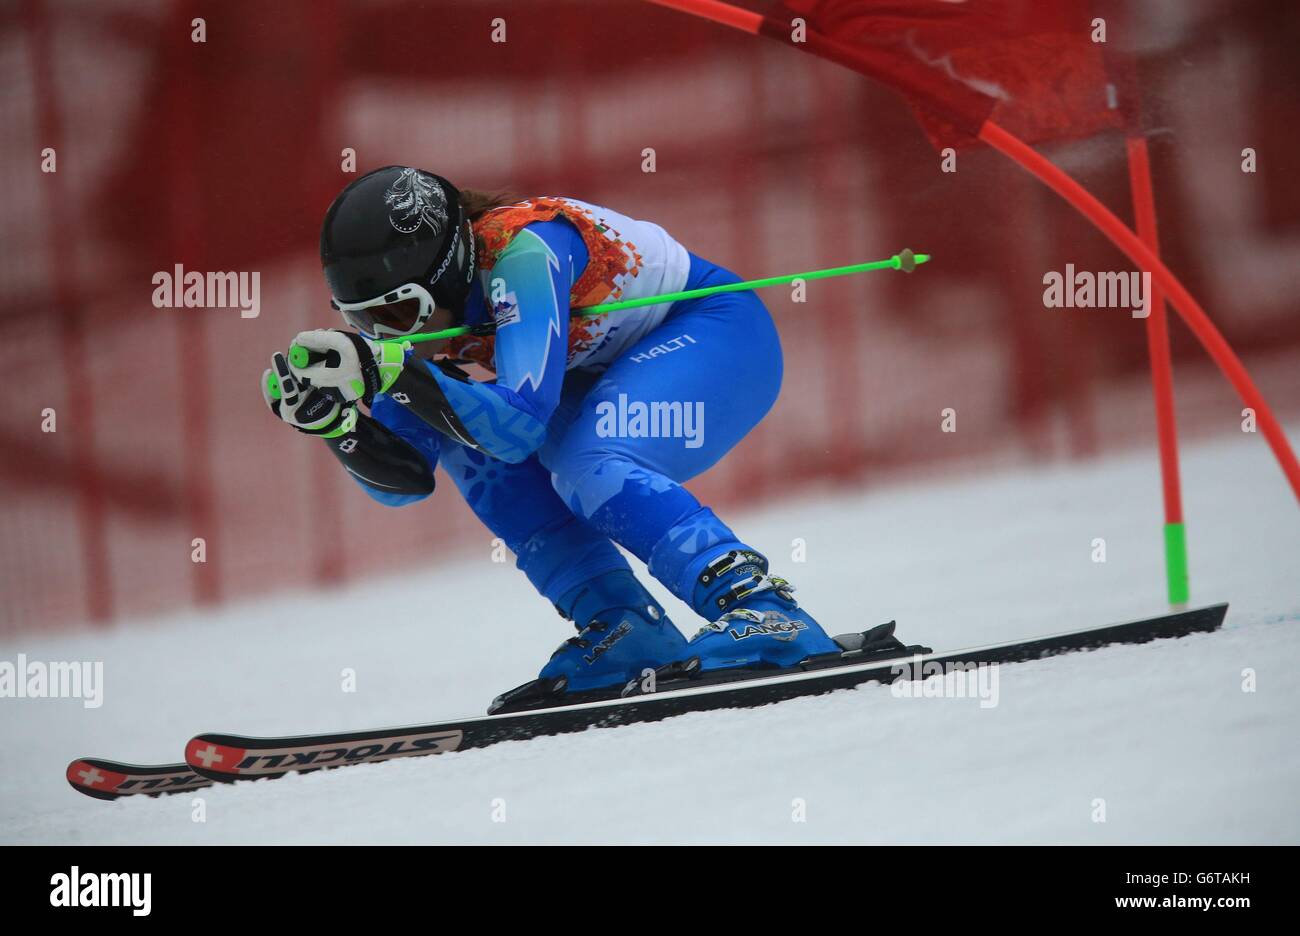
left=192, top=744, right=224, bottom=768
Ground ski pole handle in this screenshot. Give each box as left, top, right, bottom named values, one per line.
left=265, top=370, right=282, bottom=401
left=288, top=345, right=340, bottom=370
left=267, top=347, right=339, bottom=401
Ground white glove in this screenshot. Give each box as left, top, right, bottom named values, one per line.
left=288, top=329, right=407, bottom=405
left=261, top=350, right=354, bottom=436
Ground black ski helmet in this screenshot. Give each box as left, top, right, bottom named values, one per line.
left=320, top=166, right=477, bottom=316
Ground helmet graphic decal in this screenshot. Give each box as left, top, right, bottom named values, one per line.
left=383, top=168, right=448, bottom=235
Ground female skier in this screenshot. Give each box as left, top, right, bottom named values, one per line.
left=263, top=166, right=845, bottom=705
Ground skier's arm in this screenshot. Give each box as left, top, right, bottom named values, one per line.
left=377, top=225, right=575, bottom=463
left=326, top=407, right=438, bottom=506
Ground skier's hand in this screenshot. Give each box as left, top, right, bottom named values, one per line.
left=261, top=351, right=355, bottom=436
left=288, top=329, right=406, bottom=407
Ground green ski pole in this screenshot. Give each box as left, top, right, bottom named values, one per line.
left=284, top=249, right=930, bottom=373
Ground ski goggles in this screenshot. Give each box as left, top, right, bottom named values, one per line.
left=331, top=281, right=437, bottom=339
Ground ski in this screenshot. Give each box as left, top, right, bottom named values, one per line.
left=182, top=603, right=1228, bottom=787
left=66, top=757, right=212, bottom=801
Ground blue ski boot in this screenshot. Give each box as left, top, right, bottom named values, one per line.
left=683, top=549, right=840, bottom=672
left=489, top=570, right=687, bottom=713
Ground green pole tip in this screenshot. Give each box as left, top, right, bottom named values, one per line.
left=1163, top=521, right=1190, bottom=605
left=265, top=370, right=282, bottom=401
left=288, top=344, right=309, bottom=369
left=895, top=249, right=931, bottom=272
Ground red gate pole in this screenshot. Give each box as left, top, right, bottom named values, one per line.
left=1126, top=135, right=1189, bottom=605
left=645, top=0, right=1300, bottom=505
left=978, top=120, right=1300, bottom=503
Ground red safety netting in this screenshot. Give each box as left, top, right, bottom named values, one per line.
left=777, top=0, right=1136, bottom=149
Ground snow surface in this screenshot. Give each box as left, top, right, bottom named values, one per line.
left=3, top=427, right=1298, bottom=844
